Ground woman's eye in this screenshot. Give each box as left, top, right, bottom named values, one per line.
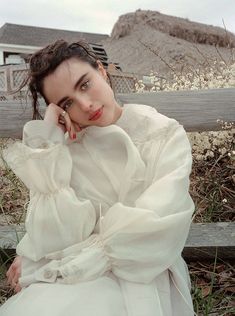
left=63, top=100, right=73, bottom=109
left=81, top=80, right=90, bottom=91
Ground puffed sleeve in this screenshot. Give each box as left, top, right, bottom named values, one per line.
left=36, top=121, right=194, bottom=285
left=3, top=120, right=96, bottom=262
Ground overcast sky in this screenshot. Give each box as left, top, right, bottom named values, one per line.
left=0, top=0, right=234, bottom=35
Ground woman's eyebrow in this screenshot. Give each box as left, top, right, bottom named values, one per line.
left=57, top=73, right=88, bottom=106
left=74, top=73, right=88, bottom=90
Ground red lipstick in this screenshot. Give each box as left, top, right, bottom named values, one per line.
left=89, top=106, right=103, bottom=121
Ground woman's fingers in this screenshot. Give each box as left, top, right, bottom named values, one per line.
left=11, top=274, right=21, bottom=293
left=11, top=270, right=20, bottom=286
left=6, top=266, right=13, bottom=285
left=14, top=283, right=22, bottom=293
left=44, top=103, right=84, bottom=139
left=44, top=103, right=64, bottom=129
left=6, top=259, right=17, bottom=284
left=72, top=121, right=82, bottom=133
left=59, top=110, right=77, bottom=140
left=6, top=256, right=22, bottom=292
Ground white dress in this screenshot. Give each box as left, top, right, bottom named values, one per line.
left=1, top=104, right=195, bottom=316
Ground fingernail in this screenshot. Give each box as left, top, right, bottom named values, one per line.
left=73, top=133, right=76, bottom=139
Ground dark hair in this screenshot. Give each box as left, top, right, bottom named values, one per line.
left=21, top=39, right=111, bottom=119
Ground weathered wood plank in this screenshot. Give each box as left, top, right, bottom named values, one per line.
left=0, top=225, right=25, bottom=249
left=118, top=88, right=235, bottom=132
left=0, top=88, right=235, bottom=138
left=0, top=222, right=234, bottom=260
left=183, top=222, right=235, bottom=260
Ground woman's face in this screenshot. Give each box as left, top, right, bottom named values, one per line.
left=42, top=57, right=122, bottom=128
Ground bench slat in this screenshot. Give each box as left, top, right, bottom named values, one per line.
left=1, top=88, right=235, bottom=138
left=0, top=222, right=234, bottom=260
left=118, top=88, right=235, bottom=132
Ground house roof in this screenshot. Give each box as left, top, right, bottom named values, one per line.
left=0, top=23, right=109, bottom=47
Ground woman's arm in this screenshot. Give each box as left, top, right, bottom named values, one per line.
left=3, top=120, right=97, bottom=262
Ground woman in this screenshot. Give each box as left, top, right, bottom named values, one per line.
left=1, top=39, right=195, bottom=315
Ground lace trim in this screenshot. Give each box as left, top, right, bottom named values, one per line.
left=117, top=106, right=179, bottom=145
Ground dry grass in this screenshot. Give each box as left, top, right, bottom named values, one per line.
left=0, top=138, right=28, bottom=226
left=189, top=259, right=235, bottom=315
left=190, top=157, right=235, bottom=223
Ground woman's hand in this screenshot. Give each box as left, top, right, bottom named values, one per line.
left=44, top=103, right=82, bottom=140
left=6, top=256, right=22, bottom=293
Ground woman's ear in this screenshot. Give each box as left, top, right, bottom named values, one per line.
left=97, top=60, right=107, bottom=80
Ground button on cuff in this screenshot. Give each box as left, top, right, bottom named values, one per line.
left=35, top=268, right=57, bottom=283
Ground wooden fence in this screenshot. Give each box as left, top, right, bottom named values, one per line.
left=0, top=87, right=235, bottom=261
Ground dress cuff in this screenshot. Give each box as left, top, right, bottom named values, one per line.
left=23, top=120, right=65, bottom=149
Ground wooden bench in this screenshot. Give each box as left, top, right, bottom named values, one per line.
left=0, top=88, right=235, bottom=261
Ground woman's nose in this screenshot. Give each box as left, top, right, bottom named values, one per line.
left=75, top=95, right=92, bottom=111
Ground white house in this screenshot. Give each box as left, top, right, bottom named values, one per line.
left=0, top=23, right=109, bottom=65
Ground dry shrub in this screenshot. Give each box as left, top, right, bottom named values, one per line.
left=169, top=25, right=235, bottom=48
left=189, top=128, right=235, bottom=222
left=111, top=9, right=235, bottom=48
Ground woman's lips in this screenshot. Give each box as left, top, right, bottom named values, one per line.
left=88, top=106, right=103, bottom=121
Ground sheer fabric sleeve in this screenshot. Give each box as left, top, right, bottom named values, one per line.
left=3, top=120, right=96, bottom=262
left=36, top=122, right=194, bottom=285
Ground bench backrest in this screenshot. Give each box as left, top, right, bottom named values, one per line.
left=0, top=88, right=235, bottom=138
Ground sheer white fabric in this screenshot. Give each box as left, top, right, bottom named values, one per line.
left=1, top=104, right=195, bottom=316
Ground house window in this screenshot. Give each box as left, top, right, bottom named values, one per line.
left=3, top=52, right=26, bottom=64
